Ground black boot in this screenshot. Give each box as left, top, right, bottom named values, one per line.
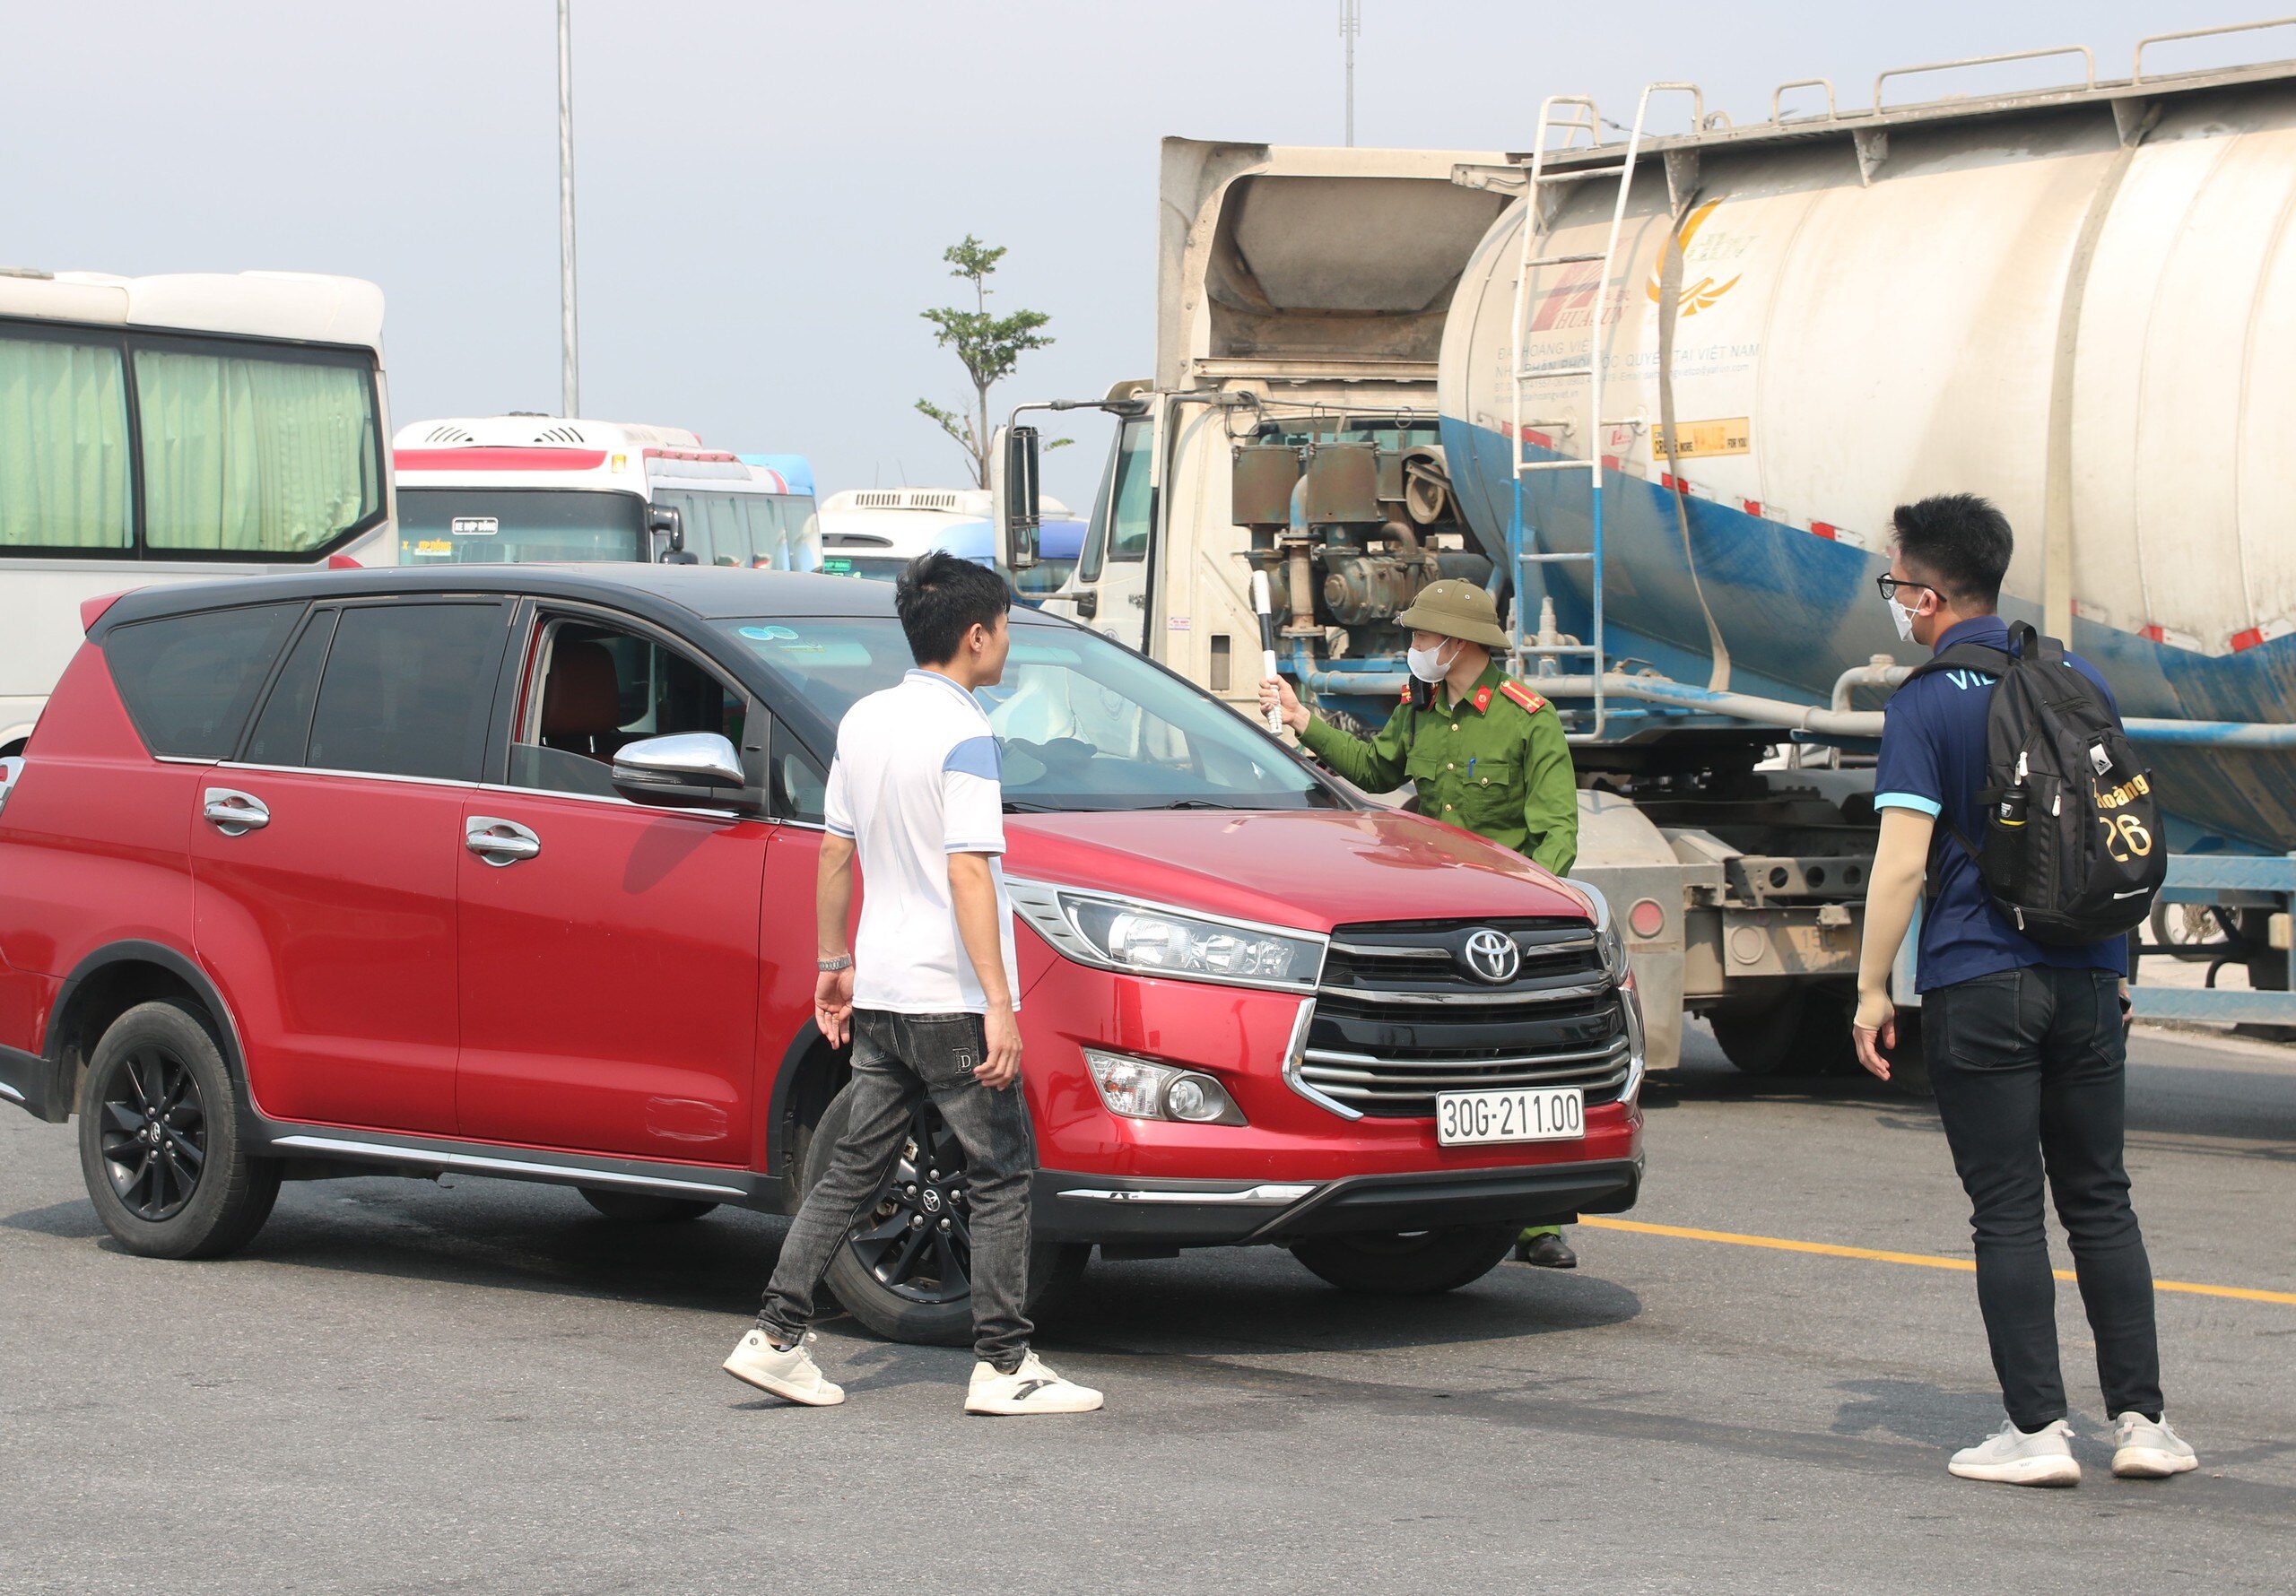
left=1514, top=1231, right=1577, bottom=1269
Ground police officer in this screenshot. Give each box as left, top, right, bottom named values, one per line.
left=1259, top=579, right=1583, bottom=1269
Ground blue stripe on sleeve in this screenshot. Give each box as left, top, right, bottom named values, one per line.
left=1874, top=792, right=1943, bottom=817
left=943, top=735, right=1002, bottom=781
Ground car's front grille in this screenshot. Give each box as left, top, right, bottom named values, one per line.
left=1300, top=917, right=1630, bottom=1118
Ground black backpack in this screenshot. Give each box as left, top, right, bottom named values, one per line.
left=1901, top=621, right=2164, bottom=946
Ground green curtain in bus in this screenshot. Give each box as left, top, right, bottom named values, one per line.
left=135, top=349, right=378, bottom=553
left=0, top=335, right=131, bottom=549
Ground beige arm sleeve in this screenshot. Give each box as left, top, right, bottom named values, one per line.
left=1857, top=806, right=1935, bottom=1008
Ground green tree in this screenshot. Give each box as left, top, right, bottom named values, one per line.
left=916, top=236, right=1057, bottom=488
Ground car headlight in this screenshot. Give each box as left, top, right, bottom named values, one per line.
left=1082, top=1048, right=1248, bottom=1125
left=1564, top=878, right=1632, bottom=984
left=1007, top=879, right=1324, bottom=993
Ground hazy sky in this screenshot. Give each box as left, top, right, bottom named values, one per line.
left=6, top=1, right=2280, bottom=506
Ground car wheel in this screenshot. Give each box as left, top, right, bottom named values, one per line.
left=1290, top=1224, right=1518, bottom=1295
left=77, top=1000, right=279, bottom=1260
left=579, top=1189, right=719, bottom=1223
left=804, top=1084, right=1087, bottom=1347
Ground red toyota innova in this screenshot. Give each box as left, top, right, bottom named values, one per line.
left=0, top=567, right=1643, bottom=1343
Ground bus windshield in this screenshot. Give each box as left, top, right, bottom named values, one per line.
left=398, top=489, right=647, bottom=564
left=717, top=616, right=1343, bottom=814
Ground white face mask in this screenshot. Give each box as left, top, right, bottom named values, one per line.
left=1889, top=595, right=1920, bottom=643
left=1406, top=638, right=1456, bottom=683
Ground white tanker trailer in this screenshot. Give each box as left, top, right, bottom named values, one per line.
left=1024, top=20, right=2296, bottom=1071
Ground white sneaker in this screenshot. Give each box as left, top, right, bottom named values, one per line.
left=1947, top=1419, right=2082, bottom=1486
left=2111, top=1412, right=2198, bottom=1479
left=722, top=1328, right=845, bottom=1407
left=964, top=1351, right=1103, bottom=1416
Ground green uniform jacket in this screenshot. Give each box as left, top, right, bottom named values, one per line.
left=1299, top=661, right=1579, bottom=875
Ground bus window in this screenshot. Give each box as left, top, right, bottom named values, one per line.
left=0, top=332, right=131, bottom=551
left=134, top=346, right=380, bottom=554
left=398, top=488, right=647, bottom=564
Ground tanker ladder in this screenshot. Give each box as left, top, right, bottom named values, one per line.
left=1506, top=83, right=1701, bottom=746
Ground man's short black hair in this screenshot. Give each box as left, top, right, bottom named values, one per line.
left=894, top=551, right=1011, bottom=665
left=1890, top=493, right=2013, bottom=612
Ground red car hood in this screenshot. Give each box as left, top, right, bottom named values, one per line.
left=1003, top=807, right=1592, bottom=932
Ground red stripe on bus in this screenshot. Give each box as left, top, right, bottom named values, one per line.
left=394, top=448, right=608, bottom=472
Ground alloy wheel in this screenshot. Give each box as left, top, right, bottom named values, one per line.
left=845, top=1101, right=971, bottom=1305
left=97, top=1045, right=206, bottom=1222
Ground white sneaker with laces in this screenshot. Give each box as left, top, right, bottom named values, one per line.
left=2111, top=1412, right=2197, bottom=1479
left=1947, top=1419, right=2081, bottom=1486
left=722, top=1328, right=846, bottom=1406
left=964, top=1352, right=1103, bottom=1416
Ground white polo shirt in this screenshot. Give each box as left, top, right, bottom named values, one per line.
left=824, top=668, right=1020, bottom=1015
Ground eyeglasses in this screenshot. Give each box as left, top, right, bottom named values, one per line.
left=1874, top=575, right=1938, bottom=604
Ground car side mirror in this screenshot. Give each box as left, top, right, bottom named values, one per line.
left=610, top=733, right=746, bottom=808
left=1074, top=590, right=1099, bottom=620
left=1000, top=424, right=1041, bottom=570
left=648, top=504, right=691, bottom=563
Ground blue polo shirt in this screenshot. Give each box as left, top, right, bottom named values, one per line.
left=1873, top=615, right=2130, bottom=993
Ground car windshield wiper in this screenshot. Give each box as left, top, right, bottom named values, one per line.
left=1142, top=798, right=1262, bottom=811
left=1001, top=798, right=1065, bottom=813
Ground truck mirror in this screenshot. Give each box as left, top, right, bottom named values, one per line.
left=1002, top=425, right=1041, bottom=569
left=647, top=504, right=686, bottom=560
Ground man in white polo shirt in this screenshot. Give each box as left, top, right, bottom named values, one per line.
left=723, top=551, right=1101, bottom=1417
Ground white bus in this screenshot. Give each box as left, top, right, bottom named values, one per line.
left=817, top=486, right=1082, bottom=602
left=394, top=416, right=819, bottom=571
left=0, top=270, right=394, bottom=753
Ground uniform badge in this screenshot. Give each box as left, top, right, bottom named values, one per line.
left=1498, top=680, right=1549, bottom=715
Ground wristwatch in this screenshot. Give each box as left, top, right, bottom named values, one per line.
left=816, top=955, right=854, bottom=973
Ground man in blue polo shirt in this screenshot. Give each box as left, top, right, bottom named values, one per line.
left=1852, top=493, right=2195, bottom=1488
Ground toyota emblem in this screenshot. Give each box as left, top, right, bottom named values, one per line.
left=1461, top=928, right=1521, bottom=984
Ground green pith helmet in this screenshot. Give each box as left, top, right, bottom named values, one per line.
left=1395, top=578, right=1510, bottom=652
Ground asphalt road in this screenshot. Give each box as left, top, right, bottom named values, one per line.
left=4, top=1023, right=2292, bottom=1595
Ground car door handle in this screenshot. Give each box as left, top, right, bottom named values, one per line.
left=202, top=788, right=270, bottom=837
left=465, top=816, right=542, bottom=865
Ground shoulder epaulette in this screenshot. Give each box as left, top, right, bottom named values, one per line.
left=1498, top=679, right=1549, bottom=715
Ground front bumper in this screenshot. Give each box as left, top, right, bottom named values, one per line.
left=1033, top=1155, right=1642, bottom=1247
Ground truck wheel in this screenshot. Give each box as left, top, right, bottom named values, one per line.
left=804, top=1085, right=1087, bottom=1347
left=76, top=1000, right=280, bottom=1261
left=580, top=1190, right=719, bottom=1223
left=1708, top=988, right=1858, bottom=1076
left=1290, top=1224, right=1517, bottom=1295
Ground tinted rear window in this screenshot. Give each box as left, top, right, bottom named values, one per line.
left=103, top=603, right=301, bottom=758
left=306, top=603, right=507, bottom=782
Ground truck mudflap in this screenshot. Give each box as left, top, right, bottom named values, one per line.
left=1031, top=1158, right=1641, bottom=1248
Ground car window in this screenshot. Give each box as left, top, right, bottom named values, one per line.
left=717, top=617, right=1338, bottom=813
left=506, top=616, right=747, bottom=800
left=241, top=610, right=338, bottom=767
left=771, top=731, right=828, bottom=824
left=103, top=603, right=302, bottom=759
left=305, top=603, right=509, bottom=782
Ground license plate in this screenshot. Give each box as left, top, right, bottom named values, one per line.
left=1434, top=1086, right=1585, bottom=1147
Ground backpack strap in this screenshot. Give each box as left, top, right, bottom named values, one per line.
left=1902, top=641, right=2012, bottom=685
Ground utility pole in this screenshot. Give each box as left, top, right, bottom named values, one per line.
left=1339, top=0, right=1360, bottom=146
left=557, top=0, right=580, bottom=418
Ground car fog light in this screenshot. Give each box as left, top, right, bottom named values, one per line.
left=1082, top=1048, right=1246, bottom=1126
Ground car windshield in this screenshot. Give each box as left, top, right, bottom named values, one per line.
left=716, top=616, right=1344, bottom=812
left=398, top=488, right=648, bottom=564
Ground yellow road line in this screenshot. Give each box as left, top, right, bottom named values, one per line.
left=1578, top=1217, right=2296, bottom=1305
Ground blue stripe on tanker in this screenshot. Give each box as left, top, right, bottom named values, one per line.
left=1439, top=413, right=2296, bottom=855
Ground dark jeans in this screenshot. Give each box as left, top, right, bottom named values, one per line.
left=758, top=1009, right=1037, bottom=1371
left=1923, top=966, right=2163, bottom=1430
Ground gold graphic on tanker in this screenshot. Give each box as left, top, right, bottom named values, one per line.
left=1648, top=200, right=1745, bottom=317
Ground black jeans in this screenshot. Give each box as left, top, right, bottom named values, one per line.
left=758, top=1009, right=1037, bottom=1371
left=1923, top=966, right=2163, bottom=1429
